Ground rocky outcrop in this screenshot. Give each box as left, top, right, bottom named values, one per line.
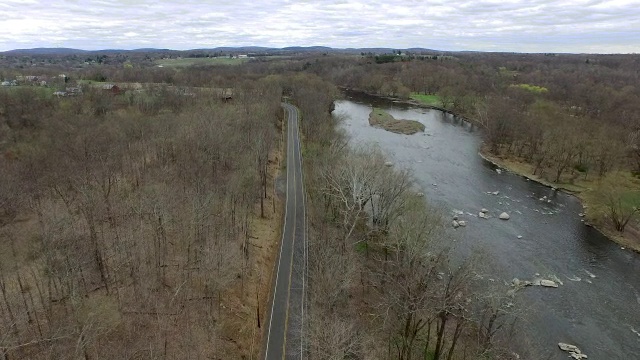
left=511, top=277, right=560, bottom=290
left=558, top=343, right=587, bottom=359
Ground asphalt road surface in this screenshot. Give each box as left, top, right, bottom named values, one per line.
left=264, top=103, right=307, bottom=360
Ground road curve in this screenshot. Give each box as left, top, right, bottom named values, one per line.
left=264, top=103, right=307, bottom=360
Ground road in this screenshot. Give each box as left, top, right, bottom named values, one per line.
left=264, top=103, right=307, bottom=360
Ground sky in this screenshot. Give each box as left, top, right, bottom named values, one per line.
left=0, top=0, right=638, bottom=53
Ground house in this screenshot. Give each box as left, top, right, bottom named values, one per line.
left=102, top=84, right=122, bottom=95
left=66, top=87, right=82, bottom=96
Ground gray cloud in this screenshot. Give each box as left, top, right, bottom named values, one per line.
left=0, top=0, right=638, bottom=52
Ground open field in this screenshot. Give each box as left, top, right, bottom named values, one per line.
left=410, top=92, right=440, bottom=106
left=156, top=57, right=250, bottom=67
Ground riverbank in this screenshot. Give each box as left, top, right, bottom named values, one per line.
left=343, top=88, right=640, bottom=254
left=478, top=147, right=640, bottom=254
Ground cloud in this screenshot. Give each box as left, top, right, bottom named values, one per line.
left=0, top=0, right=637, bottom=53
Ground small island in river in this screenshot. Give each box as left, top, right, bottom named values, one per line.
left=369, top=108, right=425, bottom=135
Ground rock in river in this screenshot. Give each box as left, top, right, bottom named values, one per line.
left=539, top=279, right=558, bottom=288
left=558, top=343, right=587, bottom=359
left=499, top=212, right=510, bottom=220
left=458, top=220, right=466, bottom=227
left=452, top=220, right=460, bottom=228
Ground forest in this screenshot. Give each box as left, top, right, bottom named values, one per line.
left=0, top=62, right=284, bottom=358
left=1, top=50, right=640, bottom=358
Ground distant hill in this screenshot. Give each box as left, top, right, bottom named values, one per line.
left=131, top=48, right=174, bottom=53
left=0, top=46, right=444, bottom=56
left=197, top=46, right=274, bottom=53
left=281, top=46, right=333, bottom=52
left=2, top=47, right=88, bottom=55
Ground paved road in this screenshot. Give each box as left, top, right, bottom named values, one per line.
left=264, top=103, right=307, bottom=360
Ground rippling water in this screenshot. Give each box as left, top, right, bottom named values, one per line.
left=333, top=91, right=640, bottom=359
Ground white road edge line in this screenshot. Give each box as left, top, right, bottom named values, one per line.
left=295, top=106, right=306, bottom=360
left=264, top=103, right=292, bottom=359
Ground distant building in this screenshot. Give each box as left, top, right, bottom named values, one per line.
left=102, top=84, right=122, bottom=95
left=66, top=87, right=82, bottom=96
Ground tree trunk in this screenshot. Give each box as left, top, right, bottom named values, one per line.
left=433, top=314, right=447, bottom=360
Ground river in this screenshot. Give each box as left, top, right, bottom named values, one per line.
left=333, top=91, right=640, bottom=359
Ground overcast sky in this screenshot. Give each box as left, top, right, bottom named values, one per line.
left=0, top=0, right=638, bottom=53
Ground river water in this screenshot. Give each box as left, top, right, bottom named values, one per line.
left=333, top=91, right=640, bottom=359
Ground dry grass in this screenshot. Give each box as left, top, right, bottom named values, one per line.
left=368, top=108, right=425, bottom=135
left=478, top=148, right=588, bottom=193
left=220, top=146, right=284, bottom=358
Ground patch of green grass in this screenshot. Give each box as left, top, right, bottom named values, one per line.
left=498, top=66, right=518, bottom=77
left=77, top=79, right=105, bottom=84
left=369, top=108, right=425, bottom=135
left=511, top=83, right=549, bottom=94
left=155, top=57, right=249, bottom=67
left=621, top=190, right=640, bottom=208
left=0, top=86, right=55, bottom=99
left=354, top=241, right=368, bottom=253
left=410, top=92, right=441, bottom=106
